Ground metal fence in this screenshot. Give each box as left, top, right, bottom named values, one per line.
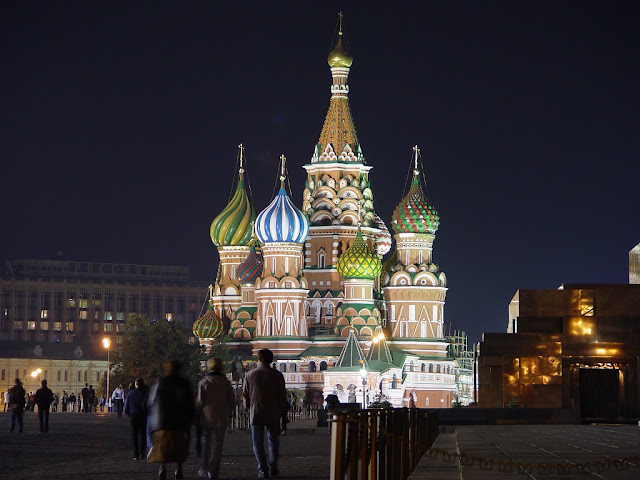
left=329, top=408, right=439, bottom=480
left=228, top=404, right=320, bottom=430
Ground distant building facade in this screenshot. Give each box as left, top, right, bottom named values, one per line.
left=0, top=259, right=208, bottom=347
left=0, top=341, right=108, bottom=402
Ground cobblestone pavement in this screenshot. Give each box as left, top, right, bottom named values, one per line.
left=0, top=411, right=330, bottom=480
left=413, top=424, right=640, bottom=480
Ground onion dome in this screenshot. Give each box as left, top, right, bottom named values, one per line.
left=210, top=147, right=257, bottom=246
left=255, top=155, right=309, bottom=244
left=237, top=245, right=263, bottom=283
left=328, top=33, right=353, bottom=68
left=391, top=174, right=439, bottom=235
left=337, top=227, right=382, bottom=280
left=374, top=214, right=392, bottom=256
left=193, top=302, right=225, bottom=340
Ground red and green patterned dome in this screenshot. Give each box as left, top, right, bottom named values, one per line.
left=391, top=175, right=439, bottom=235
left=192, top=303, right=226, bottom=340
left=337, top=228, right=382, bottom=280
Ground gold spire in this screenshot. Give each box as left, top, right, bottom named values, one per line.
left=318, top=13, right=358, bottom=154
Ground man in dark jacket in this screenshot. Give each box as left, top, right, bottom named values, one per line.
left=35, top=379, right=54, bottom=433
left=148, top=360, right=194, bottom=480
left=124, top=378, right=148, bottom=460
left=243, top=349, right=287, bottom=478
left=81, top=383, right=90, bottom=413
left=8, top=378, right=26, bottom=433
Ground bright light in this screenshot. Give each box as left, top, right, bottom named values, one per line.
left=359, top=368, right=366, bottom=379
left=377, top=333, right=385, bottom=341
left=372, top=337, right=379, bottom=343
left=103, top=337, right=111, bottom=349
left=30, top=369, right=41, bottom=378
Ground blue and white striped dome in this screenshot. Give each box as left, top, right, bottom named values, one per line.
left=255, top=188, right=309, bottom=244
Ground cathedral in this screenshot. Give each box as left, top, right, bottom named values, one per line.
left=193, top=17, right=467, bottom=408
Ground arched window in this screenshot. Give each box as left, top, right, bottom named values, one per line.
left=290, top=363, right=297, bottom=373
left=421, top=363, right=425, bottom=373
left=429, top=363, right=434, bottom=373
left=409, top=361, right=414, bottom=372
left=317, top=249, right=326, bottom=269
left=280, top=363, right=286, bottom=373
left=391, top=374, right=397, bottom=389
left=436, top=364, right=441, bottom=373
left=319, top=361, right=328, bottom=371
left=326, top=303, right=333, bottom=316
left=308, top=361, right=317, bottom=373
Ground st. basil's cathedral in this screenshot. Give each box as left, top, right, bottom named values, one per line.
left=193, top=17, right=473, bottom=408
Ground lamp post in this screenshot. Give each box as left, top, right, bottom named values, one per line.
left=359, top=368, right=367, bottom=409
left=103, top=337, right=111, bottom=409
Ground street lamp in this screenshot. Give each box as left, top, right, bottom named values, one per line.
left=103, top=337, right=111, bottom=409
left=359, top=368, right=367, bottom=409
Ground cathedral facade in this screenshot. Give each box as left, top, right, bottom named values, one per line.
left=194, top=19, right=464, bottom=408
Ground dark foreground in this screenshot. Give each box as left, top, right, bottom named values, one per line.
left=0, top=411, right=330, bottom=480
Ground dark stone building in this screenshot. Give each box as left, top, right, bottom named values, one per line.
left=478, top=283, right=640, bottom=422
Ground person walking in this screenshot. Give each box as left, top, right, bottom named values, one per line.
left=61, top=391, right=68, bottom=412
left=147, top=360, right=194, bottom=480
left=81, top=383, right=90, bottom=413
left=112, top=384, right=125, bottom=418
left=243, top=348, right=287, bottom=478
left=8, top=379, right=26, bottom=433
left=68, top=392, right=76, bottom=412
left=3, top=389, right=9, bottom=412
left=34, top=379, right=54, bottom=433
left=124, top=378, right=148, bottom=460
left=196, top=358, right=235, bottom=480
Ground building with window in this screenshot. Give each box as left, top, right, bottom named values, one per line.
left=0, top=258, right=208, bottom=347
left=477, top=252, right=640, bottom=421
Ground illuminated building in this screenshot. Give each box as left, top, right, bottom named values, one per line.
left=0, top=258, right=207, bottom=346
left=478, top=277, right=640, bottom=421
left=195, top=16, right=472, bottom=407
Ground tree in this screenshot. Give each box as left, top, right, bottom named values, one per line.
left=114, top=314, right=201, bottom=388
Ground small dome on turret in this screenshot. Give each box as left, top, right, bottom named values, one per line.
left=337, top=227, right=382, bottom=280
left=328, top=34, right=353, bottom=68
left=237, top=244, right=263, bottom=283
left=192, top=302, right=226, bottom=340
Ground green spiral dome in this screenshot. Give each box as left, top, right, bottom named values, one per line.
left=210, top=174, right=257, bottom=246
left=337, top=228, right=382, bottom=280
left=192, top=303, right=225, bottom=340
left=391, top=175, right=439, bottom=235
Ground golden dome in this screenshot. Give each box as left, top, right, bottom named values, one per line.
left=328, top=34, right=353, bottom=68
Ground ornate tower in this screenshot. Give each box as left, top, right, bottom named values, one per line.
left=253, top=156, right=311, bottom=357
left=383, top=146, right=448, bottom=356
left=209, top=144, right=257, bottom=323
left=335, top=226, right=382, bottom=337
left=301, top=14, right=383, bottom=331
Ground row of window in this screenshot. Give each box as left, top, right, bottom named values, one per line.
left=1, top=368, right=103, bottom=383
left=277, top=361, right=329, bottom=373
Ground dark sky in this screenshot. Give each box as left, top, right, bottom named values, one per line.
left=2, top=1, right=639, bottom=343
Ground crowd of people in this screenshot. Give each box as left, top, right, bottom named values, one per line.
left=5, top=348, right=293, bottom=479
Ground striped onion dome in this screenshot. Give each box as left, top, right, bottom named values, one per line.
left=236, top=245, right=263, bottom=283
left=255, top=188, right=309, bottom=244
left=391, top=174, right=439, bottom=235
left=192, top=302, right=226, bottom=340
left=337, top=227, right=382, bottom=280
left=210, top=171, right=257, bottom=247
left=374, top=214, right=392, bottom=256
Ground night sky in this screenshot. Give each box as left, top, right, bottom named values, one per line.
left=2, top=1, right=639, bottom=343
